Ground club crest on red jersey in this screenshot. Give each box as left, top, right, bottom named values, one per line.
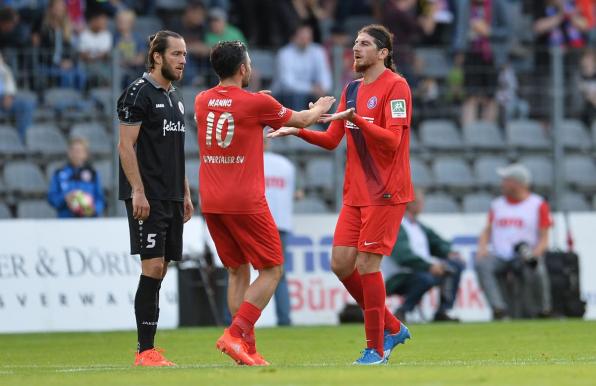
left=367, top=96, right=377, bottom=109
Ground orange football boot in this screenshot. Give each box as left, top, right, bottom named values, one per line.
left=134, top=347, right=176, bottom=367
left=249, top=351, right=270, bottom=366
left=215, top=329, right=256, bottom=366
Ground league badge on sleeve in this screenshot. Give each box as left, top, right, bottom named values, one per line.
left=390, top=99, right=406, bottom=118
left=178, top=101, right=185, bottom=115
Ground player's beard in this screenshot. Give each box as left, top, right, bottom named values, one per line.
left=241, top=70, right=250, bottom=88
left=353, top=59, right=372, bottom=73
left=162, top=60, right=183, bottom=82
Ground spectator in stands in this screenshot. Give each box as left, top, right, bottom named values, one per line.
left=273, top=23, right=332, bottom=110
left=476, top=164, right=553, bottom=320
left=531, top=0, right=589, bottom=121
left=48, top=137, right=105, bottom=218
left=383, top=188, right=465, bottom=323
left=453, top=0, right=510, bottom=127
left=382, top=0, right=434, bottom=84
left=204, top=7, right=246, bottom=47
left=496, top=58, right=529, bottom=126
left=169, top=1, right=210, bottom=86
left=0, top=6, right=30, bottom=50
left=234, top=0, right=281, bottom=47
left=419, top=0, right=456, bottom=46
left=277, top=0, right=327, bottom=44
left=334, top=0, right=380, bottom=27
left=578, top=49, right=595, bottom=128
left=32, top=0, right=85, bottom=90
left=78, top=9, right=113, bottom=87
left=0, top=53, right=35, bottom=142
left=264, top=139, right=296, bottom=326
left=114, top=9, right=145, bottom=87
left=324, top=24, right=356, bottom=92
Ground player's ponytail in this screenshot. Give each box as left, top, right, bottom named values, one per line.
left=147, top=30, right=183, bottom=70
left=358, top=24, right=396, bottom=73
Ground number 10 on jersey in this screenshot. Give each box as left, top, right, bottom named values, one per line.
left=206, top=111, right=235, bottom=148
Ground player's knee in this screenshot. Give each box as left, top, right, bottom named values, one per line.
left=142, top=259, right=165, bottom=278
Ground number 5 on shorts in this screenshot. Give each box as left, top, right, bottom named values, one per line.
left=146, top=233, right=157, bottom=249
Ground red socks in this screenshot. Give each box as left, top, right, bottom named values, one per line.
left=229, top=301, right=261, bottom=347
left=341, top=269, right=401, bottom=334
left=361, top=271, right=386, bottom=356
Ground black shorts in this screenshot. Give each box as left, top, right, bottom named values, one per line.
left=125, top=199, right=184, bottom=261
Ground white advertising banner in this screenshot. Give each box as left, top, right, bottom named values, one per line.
left=0, top=219, right=180, bottom=333
left=1, top=211, right=594, bottom=333
left=255, top=212, right=595, bottom=326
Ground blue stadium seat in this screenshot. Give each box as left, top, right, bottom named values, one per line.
left=0, top=125, right=25, bottom=157
left=518, top=155, right=553, bottom=192
left=410, top=157, right=433, bottom=189
left=463, top=122, right=506, bottom=150
left=0, top=202, right=11, bottom=219
left=507, top=119, right=550, bottom=150
left=3, top=161, right=46, bottom=196
left=432, top=156, right=474, bottom=190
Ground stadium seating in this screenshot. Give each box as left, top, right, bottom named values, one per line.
left=185, top=158, right=200, bottom=192
left=3, top=161, right=46, bottom=196
left=135, top=16, right=164, bottom=40
left=462, top=192, right=493, bottom=213
left=26, top=124, right=68, bottom=158
left=45, top=160, right=65, bottom=181
left=420, top=120, right=463, bottom=151
left=473, top=155, right=509, bottom=188
left=463, top=122, right=506, bottom=151
left=410, top=157, right=433, bottom=189
left=507, top=119, right=550, bottom=150
left=93, top=159, right=114, bottom=191
left=304, top=157, right=335, bottom=192
left=89, top=87, right=113, bottom=115
left=0, top=126, right=26, bottom=157
left=432, top=156, right=475, bottom=191
left=564, top=155, right=596, bottom=192
left=0, top=202, right=11, bottom=219
left=16, top=200, right=56, bottom=219
left=560, top=119, right=591, bottom=151
left=561, top=191, right=591, bottom=212
left=184, top=127, right=199, bottom=157
left=250, top=50, right=276, bottom=81
left=518, top=155, right=553, bottom=192
left=294, top=196, right=329, bottom=214
left=424, top=192, right=460, bottom=213
left=156, top=0, right=186, bottom=11
left=416, top=48, right=451, bottom=79
left=70, top=122, right=112, bottom=156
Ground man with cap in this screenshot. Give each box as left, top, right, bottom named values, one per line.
left=476, top=164, right=553, bottom=320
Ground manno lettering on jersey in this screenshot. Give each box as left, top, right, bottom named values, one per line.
left=162, top=119, right=185, bottom=137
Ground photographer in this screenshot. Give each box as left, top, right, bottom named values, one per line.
left=476, top=164, right=552, bottom=319
left=383, top=189, right=465, bottom=322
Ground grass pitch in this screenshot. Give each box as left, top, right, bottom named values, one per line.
left=1, top=320, right=595, bottom=386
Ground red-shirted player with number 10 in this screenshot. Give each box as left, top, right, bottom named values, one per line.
left=269, top=24, right=414, bottom=365
left=195, top=40, right=335, bottom=366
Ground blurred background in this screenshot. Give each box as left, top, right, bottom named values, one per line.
left=0, top=0, right=594, bottom=332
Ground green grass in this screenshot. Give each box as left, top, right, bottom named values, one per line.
left=1, top=321, right=596, bottom=386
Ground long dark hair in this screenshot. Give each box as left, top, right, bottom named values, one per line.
left=358, top=24, right=396, bottom=72
left=146, top=30, right=183, bottom=70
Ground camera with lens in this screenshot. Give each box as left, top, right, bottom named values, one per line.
left=514, top=241, right=538, bottom=268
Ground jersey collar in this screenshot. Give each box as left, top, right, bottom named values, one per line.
left=143, top=72, right=176, bottom=92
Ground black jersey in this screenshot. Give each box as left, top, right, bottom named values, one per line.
left=117, top=72, right=186, bottom=201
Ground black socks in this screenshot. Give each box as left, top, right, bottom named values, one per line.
left=134, top=274, right=161, bottom=353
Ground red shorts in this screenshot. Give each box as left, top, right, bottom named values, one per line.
left=203, top=211, right=283, bottom=270
left=333, top=204, right=406, bottom=256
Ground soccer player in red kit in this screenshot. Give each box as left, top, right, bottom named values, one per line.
left=195, top=41, right=335, bottom=366
left=269, top=25, right=414, bottom=365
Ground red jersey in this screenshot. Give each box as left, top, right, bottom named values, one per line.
left=195, top=86, right=292, bottom=213
left=298, top=69, right=414, bottom=206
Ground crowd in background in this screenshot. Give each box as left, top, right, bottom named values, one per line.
left=0, top=0, right=593, bottom=130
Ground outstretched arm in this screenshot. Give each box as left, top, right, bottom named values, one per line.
left=320, top=108, right=402, bottom=150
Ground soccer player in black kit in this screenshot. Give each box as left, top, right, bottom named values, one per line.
left=117, top=30, right=193, bottom=367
